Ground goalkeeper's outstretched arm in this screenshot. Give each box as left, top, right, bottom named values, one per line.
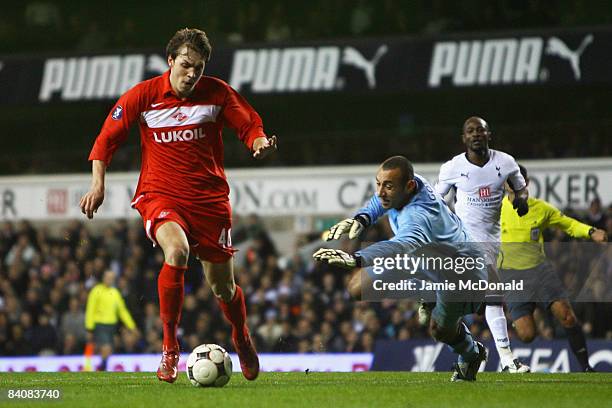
left=326, top=194, right=387, bottom=240
left=325, top=215, right=369, bottom=240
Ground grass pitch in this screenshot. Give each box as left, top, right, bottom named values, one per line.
left=1, top=372, right=610, bottom=408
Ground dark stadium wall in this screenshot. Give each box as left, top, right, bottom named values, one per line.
left=0, top=85, right=610, bottom=174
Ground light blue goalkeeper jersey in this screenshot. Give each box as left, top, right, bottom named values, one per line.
left=354, top=174, right=472, bottom=266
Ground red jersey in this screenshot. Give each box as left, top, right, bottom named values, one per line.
left=89, top=70, right=265, bottom=206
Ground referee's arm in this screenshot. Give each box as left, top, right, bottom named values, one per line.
left=115, top=290, right=136, bottom=330
left=545, top=202, right=594, bottom=239
left=85, top=285, right=99, bottom=331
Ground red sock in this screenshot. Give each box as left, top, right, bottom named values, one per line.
left=217, top=285, right=247, bottom=336
left=158, top=262, right=187, bottom=350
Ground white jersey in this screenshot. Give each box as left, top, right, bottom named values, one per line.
left=435, top=149, right=526, bottom=242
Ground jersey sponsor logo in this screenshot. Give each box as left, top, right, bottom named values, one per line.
left=530, top=228, right=540, bottom=241
left=460, top=172, right=469, bottom=179
left=158, top=210, right=170, bottom=218
left=151, top=102, right=164, bottom=108
left=111, top=105, right=123, bottom=120
left=171, top=111, right=188, bottom=122
left=153, top=127, right=205, bottom=143
left=229, top=44, right=388, bottom=93
left=428, top=34, right=594, bottom=87
left=479, top=186, right=491, bottom=198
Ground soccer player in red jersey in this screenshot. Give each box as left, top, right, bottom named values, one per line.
left=79, top=28, right=277, bottom=383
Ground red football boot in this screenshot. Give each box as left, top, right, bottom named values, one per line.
left=156, top=345, right=180, bottom=383
left=232, top=326, right=260, bottom=380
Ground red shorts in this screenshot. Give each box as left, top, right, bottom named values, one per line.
left=131, top=193, right=235, bottom=263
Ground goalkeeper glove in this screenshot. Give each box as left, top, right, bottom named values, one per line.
left=326, top=214, right=369, bottom=241
left=512, top=197, right=529, bottom=217
left=313, top=248, right=360, bottom=269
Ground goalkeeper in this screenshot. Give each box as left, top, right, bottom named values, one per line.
left=314, top=156, right=488, bottom=382
left=500, top=164, right=607, bottom=372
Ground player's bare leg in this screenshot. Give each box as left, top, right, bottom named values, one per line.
left=550, top=299, right=594, bottom=371
left=550, top=299, right=578, bottom=330
left=204, top=259, right=260, bottom=380
left=155, top=221, right=190, bottom=383
left=512, top=314, right=537, bottom=343
left=347, top=268, right=366, bottom=300
left=514, top=300, right=593, bottom=371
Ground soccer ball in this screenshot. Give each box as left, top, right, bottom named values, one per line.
left=186, top=344, right=233, bottom=387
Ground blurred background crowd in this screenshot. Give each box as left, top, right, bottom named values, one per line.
left=0, top=199, right=610, bottom=357
left=2, top=0, right=610, bottom=53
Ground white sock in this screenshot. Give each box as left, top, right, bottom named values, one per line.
left=485, top=305, right=515, bottom=368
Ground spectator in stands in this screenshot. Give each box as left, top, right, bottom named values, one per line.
left=257, top=309, right=283, bottom=350
left=5, top=324, right=34, bottom=356
left=0, top=312, right=8, bottom=354
left=586, top=198, right=608, bottom=230
left=31, top=313, right=58, bottom=355
left=62, top=333, right=80, bottom=355
left=5, top=234, right=36, bottom=267
left=117, top=328, right=144, bottom=354
left=76, top=21, right=110, bottom=51
left=61, top=296, right=86, bottom=348
left=265, top=4, right=291, bottom=42
left=350, top=0, right=373, bottom=35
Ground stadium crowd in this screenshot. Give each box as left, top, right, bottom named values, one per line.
left=2, top=0, right=609, bottom=53
left=0, top=201, right=610, bottom=357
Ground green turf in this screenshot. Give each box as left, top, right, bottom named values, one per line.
left=1, top=372, right=611, bottom=408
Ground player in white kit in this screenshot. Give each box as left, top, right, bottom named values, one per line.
left=434, top=116, right=531, bottom=373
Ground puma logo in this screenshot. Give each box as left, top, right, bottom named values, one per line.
left=147, top=54, right=168, bottom=74
left=546, top=35, right=593, bottom=80
left=342, top=45, right=388, bottom=88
